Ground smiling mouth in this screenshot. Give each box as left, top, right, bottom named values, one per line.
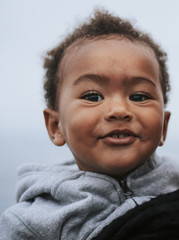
left=100, top=129, right=138, bottom=145
left=109, top=133, right=132, bottom=138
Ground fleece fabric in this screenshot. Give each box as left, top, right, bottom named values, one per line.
left=0, top=154, right=179, bottom=240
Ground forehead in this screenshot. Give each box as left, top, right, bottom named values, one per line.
left=59, top=37, right=160, bottom=86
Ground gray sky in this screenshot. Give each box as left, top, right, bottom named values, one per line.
left=0, top=0, right=179, bottom=213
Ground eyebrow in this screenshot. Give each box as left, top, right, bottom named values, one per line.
left=133, top=77, right=157, bottom=87
left=73, top=73, right=156, bottom=87
left=73, top=74, right=109, bottom=86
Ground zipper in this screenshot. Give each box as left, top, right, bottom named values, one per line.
left=119, top=178, right=133, bottom=199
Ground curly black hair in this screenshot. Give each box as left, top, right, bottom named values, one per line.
left=43, top=10, right=170, bottom=110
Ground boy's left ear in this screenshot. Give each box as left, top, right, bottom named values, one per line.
left=43, top=108, right=66, bottom=146
left=159, top=111, right=171, bottom=146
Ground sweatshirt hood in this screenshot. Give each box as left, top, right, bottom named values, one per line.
left=3, top=155, right=179, bottom=240
left=16, top=154, right=179, bottom=203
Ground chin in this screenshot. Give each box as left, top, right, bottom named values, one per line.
left=100, top=160, right=143, bottom=177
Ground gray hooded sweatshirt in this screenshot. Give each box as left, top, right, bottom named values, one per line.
left=0, top=154, right=179, bottom=240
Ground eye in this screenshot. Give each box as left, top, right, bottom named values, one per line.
left=129, top=92, right=152, bottom=102
left=81, top=91, right=104, bottom=102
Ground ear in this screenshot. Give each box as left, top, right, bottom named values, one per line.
left=159, top=111, right=171, bottom=146
left=43, top=108, right=66, bottom=146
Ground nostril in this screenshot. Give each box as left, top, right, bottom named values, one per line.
left=104, top=101, right=133, bottom=121
left=106, top=112, right=133, bottom=121
left=123, top=115, right=132, bottom=120
left=109, top=115, right=118, bottom=120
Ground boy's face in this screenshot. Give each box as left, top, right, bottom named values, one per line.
left=44, top=38, right=170, bottom=177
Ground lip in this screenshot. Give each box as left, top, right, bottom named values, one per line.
left=100, top=129, right=138, bottom=146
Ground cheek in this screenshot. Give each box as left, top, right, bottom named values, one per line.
left=60, top=106, right=99, bottom=143
left=140, top=108, right=164, bottom=141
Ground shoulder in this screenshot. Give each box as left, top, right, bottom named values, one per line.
left=0, top=198, right=65, bottom=240
left=128, top=154, right=179, bottom=197
left=0, top=204, right=43, bottom=240
left=0, top=165, right=126, bottom=240
left=150, top=154, right=179, bottom=191
left=154, top=154, right=179, bottom=173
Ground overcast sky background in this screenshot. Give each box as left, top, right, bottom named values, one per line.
left=0, top=0, right=179, bottom=214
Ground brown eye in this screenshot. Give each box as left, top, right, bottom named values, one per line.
left=82, top=91, right=104, bottom=102
left=130, top=93, right=151, bottom=102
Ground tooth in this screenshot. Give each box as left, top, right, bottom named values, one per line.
left=118, top=134, right=125, bottom=138
left=112, top=134, right=119, bottom=138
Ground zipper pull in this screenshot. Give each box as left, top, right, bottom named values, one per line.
left=120, top=178, right=133, bottom=198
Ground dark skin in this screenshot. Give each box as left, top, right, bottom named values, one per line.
left=44, top=38, right=170, bottom=178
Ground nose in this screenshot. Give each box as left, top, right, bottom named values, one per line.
left=104, top=97, right=133, bottom=121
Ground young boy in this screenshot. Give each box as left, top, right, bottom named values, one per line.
left=0, top=10, right=179, bottom=240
